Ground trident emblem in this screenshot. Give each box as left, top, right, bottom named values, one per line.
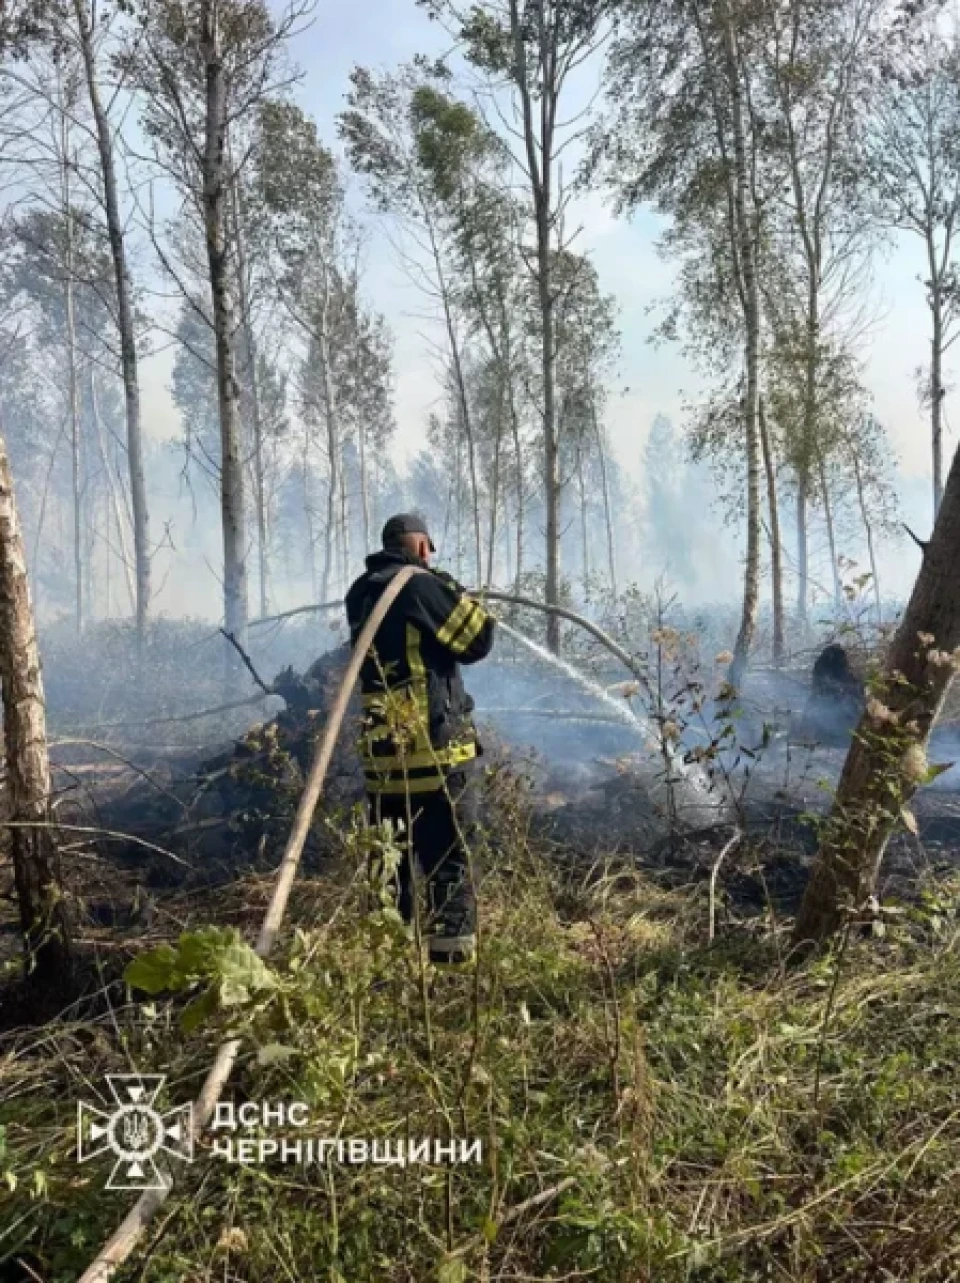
left=77, top=1075, right=193, bottom=1190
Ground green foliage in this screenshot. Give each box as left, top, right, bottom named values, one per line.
left=6, top=811, right=960, bottom=1280
left=125, top=926, right=277, bottom=1031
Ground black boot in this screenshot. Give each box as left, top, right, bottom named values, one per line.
left=427, top=863, right=476, bottom=965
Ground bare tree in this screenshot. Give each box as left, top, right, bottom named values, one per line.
left=72, top=0, right=151, bottom=642
left=0, top=417, right=72, bottom=990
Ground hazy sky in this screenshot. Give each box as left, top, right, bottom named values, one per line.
left=136, top=0, right=945, bottom=609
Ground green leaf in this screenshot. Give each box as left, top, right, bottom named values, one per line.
left=125, top=945, right=178, bottom=995
left=217, top=939, right=276, bottom=1005
left=176, top=926, right=239, bottom=974
left=180, top=986, right=219, bottom=1034
left=901, top=807, right=919, bottom=836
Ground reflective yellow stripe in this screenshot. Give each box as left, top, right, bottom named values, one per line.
left=448, top=603, right=487, bottom=655
left=361, top=740, right=477, bottom=772
left=406, top=622, right=427, bottom=683
left=436, top=597, right=474, bottom=647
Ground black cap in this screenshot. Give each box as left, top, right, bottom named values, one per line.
left=381, top=512, right=436, bottom=552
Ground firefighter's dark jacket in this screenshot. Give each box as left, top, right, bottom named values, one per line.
left=345, top=549, right=496, bottom=795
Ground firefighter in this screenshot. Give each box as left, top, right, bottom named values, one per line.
left=345, top=513, right=495, bottom=965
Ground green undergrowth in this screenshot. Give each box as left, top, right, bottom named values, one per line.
left=2, top=815, right=960, bottom=1282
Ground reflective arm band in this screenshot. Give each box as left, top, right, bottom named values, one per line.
left=436, top=597, right=474, bottom=648
left=437, top=599, right=488, bottom=655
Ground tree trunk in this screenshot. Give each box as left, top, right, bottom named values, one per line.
left=486, top=371, right=505, bottom=589
left=358, top=418, right=371, bottom=553
left=200, top=0, right=248, bottom=648
left=314, top=257, right=342, bottom=600
left=339, top=446, right=350, bottom=590
left=577, top=442, right=590, bottom=600
left=0, top=423, right=73, bottom=991
left=228, top=136, right=270, bottom=619
left=64, top=240, right=83, bottom=637
left=539, top=240, right=561, bottom=651
left=853, top=449, right=882, bottom=624
left=592, top=403, right=619, bottom=600
left=74, top=0, right=150, bottom=643
left=90, top=367, right=136, bottom=613
left=818, top=452, right=844, bottom=611
left=794, top=436, right=960, bottom=945
left=430, top=223, right=482, bottom=589
left=719, top=1, right=761, bottom=689
left=510, top=390, right=525, bottom=591
left=759, top=396, right=785, bottom=665
left=796, top=475, right=809, bottom=625
left=511, top=0, right=560, bottom=651
left=302, top=447, right=318, bottom=597
left=930, top=275, right=944, bottom=520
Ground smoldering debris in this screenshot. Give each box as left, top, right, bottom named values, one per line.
left=37, top=624, right=960, bottom=902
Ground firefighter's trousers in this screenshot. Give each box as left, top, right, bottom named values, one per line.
left=368, top=764, right=479, bottom=944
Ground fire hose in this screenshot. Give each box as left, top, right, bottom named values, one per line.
left=77, top=565, right=422, bottom=1283
left=80, top=575, right=715, bottom=1279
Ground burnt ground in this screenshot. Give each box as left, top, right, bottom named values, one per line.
left=4, top=648, right=960, bottom=1011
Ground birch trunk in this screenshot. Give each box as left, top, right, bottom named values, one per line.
left=796, top=477, right=809, bottom=624
left=0, top=423, right=72, bottom=991
left=930, top=273, right=944, bottom=519
left=90, top=367, right=136, bottom=612
left=200, top=0, right=248, bottom=647
left=486, top=373, right=505, bottom=588
left=795, top=437, right=960, bottom=944
left=315, top=255, right=342, bottom=599
left=759, top=396, right=785, bottom=665
left=74, top=0, right=150, bottom=642
left=853, top=451, right=882, bottom=624
left=592, top=402, right=619, bottom=599
left=718, top=0, right=761, bottom=688
left=65, top=245, right=83, bottom=636
left=818, top=453, right=844, bottom=610
left=231, top=171, right=269, bottom=618
left=512, top=0, right=561, bottom=651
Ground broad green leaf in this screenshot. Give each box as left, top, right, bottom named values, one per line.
left=125, top=945, right=178, bottom=994
left=217, top=939, right=276, bottom=1003
left=180, top=986, right=219, bottom=1034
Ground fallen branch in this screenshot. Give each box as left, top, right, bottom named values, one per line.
left=219, top=629, right=272, bottom=697
left=248, top=599, right=343, bottom=629
left=77, top=564, right=424, bottom=1283
left=71, top=693, right=278, bottom=732
left=499, top=1176, right=578, bottom=1226
left=0, top=821, right=191, bottom=867
left=50, top=739, right=189, bottom=814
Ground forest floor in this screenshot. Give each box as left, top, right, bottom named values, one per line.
left=2, top=740, right=960, bottom=1281
left=3, top=623, right=960, bottom=1281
